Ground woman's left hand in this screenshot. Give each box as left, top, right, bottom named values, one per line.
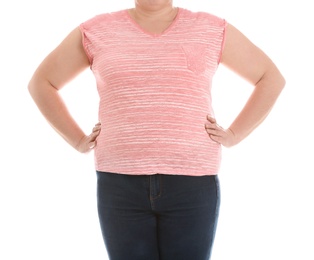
left=205, top=116, right=237, bottom=148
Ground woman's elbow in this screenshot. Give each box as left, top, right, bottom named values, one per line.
left=27, top=74, right=56, bottom=101
left=260, top=65, right=286, bottom=94
left=28, top=76, right=38, bottom=98
left=275, top=69, right=286, bottom=94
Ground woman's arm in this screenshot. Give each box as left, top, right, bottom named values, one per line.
left=205, top=23, right=286, bottom=147
left=28, top=27, right=100, bottom=153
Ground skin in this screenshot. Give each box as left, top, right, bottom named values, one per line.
left=129, top=1, right=178, bottom=35
left=28, top=0, right=285, bottom=153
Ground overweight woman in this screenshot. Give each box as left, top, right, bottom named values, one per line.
left=28, top=0, right=285, bottom=259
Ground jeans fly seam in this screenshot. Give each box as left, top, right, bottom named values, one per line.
left=149, top=175, right=162, bottom=210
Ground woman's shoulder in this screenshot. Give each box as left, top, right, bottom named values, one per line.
left=81, top=9, right=127, bottom=30
left=180, top=8, right=225, bottom=26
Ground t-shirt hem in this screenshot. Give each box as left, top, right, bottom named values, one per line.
left=95, top=167, right=219, bottom=177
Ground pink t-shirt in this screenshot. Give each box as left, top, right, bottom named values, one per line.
left=80, top=8, right=226, bottom=176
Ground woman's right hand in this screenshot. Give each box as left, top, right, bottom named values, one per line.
left=76, top=122, right=101, bottom=153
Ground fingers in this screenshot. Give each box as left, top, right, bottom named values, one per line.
left=205, top=115, right=225, bottom=145
left=83, top=136, right=97, bottom=151
left=90, top=130, right=100, bottom=141
left=204, top=115, right=237, bottom=147
left=206, top=115, right=216, bottom=124
left=205, top=116, right=222, bottom=136
left=92, top=122, right=101, bottom=133
left=209, top=134, right=222, bottom=143
left=88, top=122, right=101, bottom=149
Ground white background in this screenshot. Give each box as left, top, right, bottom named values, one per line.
left=1, top=0, right=313, bottom=259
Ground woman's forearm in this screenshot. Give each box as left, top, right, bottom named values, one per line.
left=28, top=78, right=86, bottom=150
left=228, top=67, right=285, bottom=144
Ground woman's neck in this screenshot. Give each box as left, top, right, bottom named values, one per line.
left=132, top=3, right=176, bottom=22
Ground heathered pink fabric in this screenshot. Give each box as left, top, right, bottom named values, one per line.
left=80, top=8, right=226, bottom=176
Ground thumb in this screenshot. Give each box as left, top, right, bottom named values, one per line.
left=88, top=141, right=96, bottom=149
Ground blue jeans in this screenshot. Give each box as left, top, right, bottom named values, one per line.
left=96, top=171, right=220, bottom=260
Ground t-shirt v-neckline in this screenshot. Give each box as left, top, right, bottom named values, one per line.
left=124, top=7, right=182, bottom=38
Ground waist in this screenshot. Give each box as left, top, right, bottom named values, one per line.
left=94, top=127, right=221, bottom=176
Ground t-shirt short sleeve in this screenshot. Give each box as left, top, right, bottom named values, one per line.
left=79, top=15, right=101, bottom=65
left=217, top=19, right=227, bottom=64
